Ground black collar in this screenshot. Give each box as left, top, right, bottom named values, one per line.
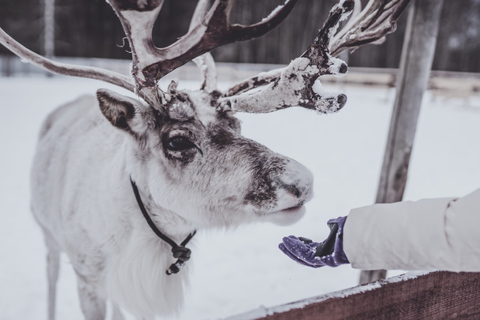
left=130, top=178, right=196, bottom=275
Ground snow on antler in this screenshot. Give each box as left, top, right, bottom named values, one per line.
left=219, top=0, right=354, bottom=114
left=220, top=0, right=410, bottom=114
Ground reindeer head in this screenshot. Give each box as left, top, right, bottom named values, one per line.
left=0, top=0, right=410, bottom=227
left=96, top=85, right=314, bottom=227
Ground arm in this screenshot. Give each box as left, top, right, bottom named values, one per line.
left=279, top=216, right=349, bottom=268
left=345, top=188, right=480, bottom=272
left=280, top=188, right=480, bottom=272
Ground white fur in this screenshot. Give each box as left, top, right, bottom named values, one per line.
left=31, top=91, right=314, bottom=319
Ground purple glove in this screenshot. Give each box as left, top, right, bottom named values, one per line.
left=279, top=216, right=349, bottom=268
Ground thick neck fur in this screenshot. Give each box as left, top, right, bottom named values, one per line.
left=123, top=137, right=197, bottom=239
left=105, top=137, right=196, bottom=319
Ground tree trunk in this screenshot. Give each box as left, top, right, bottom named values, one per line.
left=359, top=0, right=444, bottom=285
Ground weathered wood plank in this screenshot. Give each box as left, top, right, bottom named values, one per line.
left=230, top=272, right=480, bottom=320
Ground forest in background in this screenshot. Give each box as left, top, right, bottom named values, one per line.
left=1, top=0, right=479, bottom=73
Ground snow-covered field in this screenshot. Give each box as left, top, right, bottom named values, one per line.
left=1, top=75, right=479, bottom=320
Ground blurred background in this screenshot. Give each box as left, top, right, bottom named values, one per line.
left=1, top=1, right=480, bottom=319
left=1, top=0, right=480, bottom=73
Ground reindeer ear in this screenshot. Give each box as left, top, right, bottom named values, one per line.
left=97, top=88, right=140, bottom=132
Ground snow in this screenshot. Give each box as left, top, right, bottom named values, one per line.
left=327, top=55, right=347, bottom=75
left=261, top=1, right=289, bottom=22
left=312, top=79, right=343, bottom=113
left=255, top=68, right=282, bottom=82
left=1, top=76, right=480, bottom=320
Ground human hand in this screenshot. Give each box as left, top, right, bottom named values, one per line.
left=279, top=216, right=349, bottom=268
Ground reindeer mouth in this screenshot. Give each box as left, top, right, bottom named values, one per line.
left=268, top=204, right=306, bottom=226
left=278, top=202, right=305, bottom=214
left=271, top=202, right=306, bottom=217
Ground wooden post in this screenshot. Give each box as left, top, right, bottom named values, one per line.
left=359, top=0, right=444, bottom=285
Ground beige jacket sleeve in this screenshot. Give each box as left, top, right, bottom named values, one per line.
left=343, top=188, right=480, bottom=272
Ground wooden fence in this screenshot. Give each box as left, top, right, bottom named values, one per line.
left=226, top=271, right=480, bottom=320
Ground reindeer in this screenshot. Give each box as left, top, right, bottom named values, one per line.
left=0, top=0, right=410, bottom=319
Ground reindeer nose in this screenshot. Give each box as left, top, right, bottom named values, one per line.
left=274, top=178, right=313, bottom=203
left=280, top=182, right=302, bottom=198
left=275, top=158, right=314, bottom=203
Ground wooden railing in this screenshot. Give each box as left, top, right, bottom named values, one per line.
left=226, top=271, right=480, bottom=320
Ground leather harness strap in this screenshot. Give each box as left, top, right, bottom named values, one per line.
left=130, top=178, right=196, bottom=275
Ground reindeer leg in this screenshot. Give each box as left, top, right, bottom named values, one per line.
left=41, top=227, right=60, bottom=320
left=76, top=277, right=106, bottom=320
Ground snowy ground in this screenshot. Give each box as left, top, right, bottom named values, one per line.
left=1, top=75, right=479, bottom=320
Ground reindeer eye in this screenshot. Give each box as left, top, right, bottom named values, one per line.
left=166, top=136, right=196, bottom=151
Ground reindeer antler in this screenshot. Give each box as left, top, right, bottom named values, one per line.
left=0, top=28, right=136, bottom=92
left=0, top=0, right=298, bottom=107
left=330, top=0, right=411, bottom=56
left=0, top=0, right=410, bottom=112
left=219, top=0, right=353, bottom=114
left=108, top=0, right=298, bottom=101
left=221, top=0, right=410, bottom=114
left=189, top=0, right=218, bottom=93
